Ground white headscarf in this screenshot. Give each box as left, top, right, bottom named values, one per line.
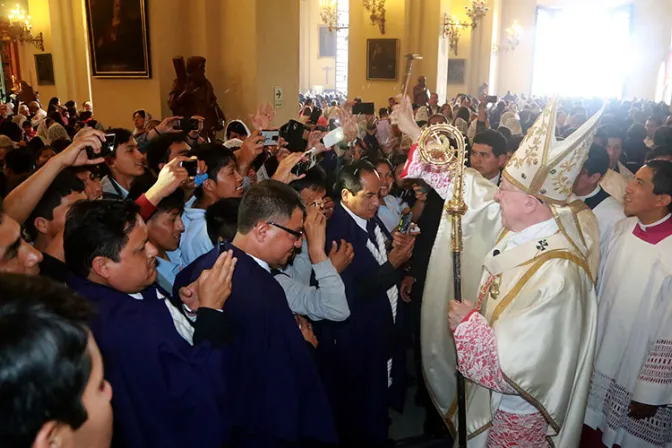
left=46, top=122, right=71, bottom=144
left=454, top=117, right=468, bottom=135
left=500, top=111, right=522, bottom=136
left=132, top=109, right=153, bottom=136
left=224, top=120, right=251, bottom=139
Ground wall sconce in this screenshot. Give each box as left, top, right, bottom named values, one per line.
left=363, top=0, right=386, bottom=35
left=319, top=0, right=340, bottom=32
left=492, top=20, right=523, bottom=55
left=464, top=0, right=489, bottom=30
left=2, top=5, right=44, bottom=51
left=443, top=14, right=466, bottom=56
left=505, top=20, right=523, bottom=51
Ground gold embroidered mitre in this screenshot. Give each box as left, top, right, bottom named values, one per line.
left=502, top=99, right=604, bottom=204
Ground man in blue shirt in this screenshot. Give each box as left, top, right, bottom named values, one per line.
left=181, top=144, right=244, bottom=264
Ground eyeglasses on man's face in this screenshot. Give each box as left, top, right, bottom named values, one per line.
left=267, top=222, right=303, bottom=240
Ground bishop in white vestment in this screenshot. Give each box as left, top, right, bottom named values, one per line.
left=398, top=99, right=603, bottom=447
left=583, top=160, right=672, bottom=448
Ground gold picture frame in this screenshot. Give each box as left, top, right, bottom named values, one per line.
left=85, top=0, right=151, bottom=78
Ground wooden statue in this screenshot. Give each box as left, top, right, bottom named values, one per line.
left=168, top=56, right=225, bottom=140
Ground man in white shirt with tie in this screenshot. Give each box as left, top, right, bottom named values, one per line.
left=323, top=160, right=415, bottom=446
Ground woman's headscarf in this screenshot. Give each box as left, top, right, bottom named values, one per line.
left=132, top=109, right=153, bottom=136
left=454, top=117, right=468, bottom=135
left=46, top=122, right=71, bottom=144
left=500, top=111, right=522, bottom=136
left=224, top=120, right=251, bottom=139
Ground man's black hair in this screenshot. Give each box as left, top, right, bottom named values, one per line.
left=34, top=145, right=55, bottom=161
left=507, top=134, right=524, bottom=153
left=128, top=173, right=186, bottom=217
left=496, top=126, right=512, bottom=142
left=206, top=198, right=241, bottom=245
left=26, top=169, right=85, bottom=241
left=456, top=106, right=471, bottom=123
left=647, top=160, right=672, bottom=213
left=289, top=166, right=327, bottom=195
left=473, top=129, right=508, bottom=157
left=599, top=125, right=623, bottom=142
left=337, top=160, right=377, bottom=197
left=582, top=144, right=610, bottom=177
left=237, top=180, right=305, bottom=234
left=47, top=111, right=65, bottom=127
left=4, top=149, right=34, bottom=174
left=107, top=128, right=134, bottom=158
left=190, top=143, right=237, bottom=199
left=145, top=133, right=188, bottom=174
left=647, top=116, right=663, bottom=126
left=64, top=200, right=140, bottom=278
left=79, top=111, right=92, bottom=121
left=0, top=121, right=23, bottom=142
left=0, top=273, right=92, bottom=448
left=653, top=126, right=672, bottom=147
left=51, top=139, right=71, bottom=153
left=645, top=145, right=672, bottom=162
left=64, top=100, right=76, bottom=109
left=26, top=136, right=45, bottom=154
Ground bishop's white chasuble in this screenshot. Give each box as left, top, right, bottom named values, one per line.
left=404, top=163, right=600, bottom=447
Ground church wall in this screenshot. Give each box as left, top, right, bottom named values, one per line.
left=623, top=0, right=672, bottom=100
left=494, top=0, right=672, bottom=99
left=445, top=0, right=474, bottom=99
left=299, top=0, right=336, bottom=93
left=254, top=0, right=301, bottom=126
left=494, top=0, right=537, bottom=97
left=87, top=0, right=184, bottom=129
left=347, top=0, right=409, bottom=108
left=406, top=0, right=451, bottom=104
left=17, top=0, right=58, bottom=103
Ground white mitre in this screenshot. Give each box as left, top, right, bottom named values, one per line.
left=503, top=99, right=603, bottom=205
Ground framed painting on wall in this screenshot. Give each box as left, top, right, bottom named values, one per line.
left=447, top=59, right=466, bottom=84
left=366, top=38, right=398, bottom=81
left=34, top=54, right=55, bottom=85
left=84, top=0, right=151, bottom=78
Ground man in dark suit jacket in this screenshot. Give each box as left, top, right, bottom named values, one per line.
left=174, top=180, right=337, bottom=447
left=320, top=160, right=414, bottom=447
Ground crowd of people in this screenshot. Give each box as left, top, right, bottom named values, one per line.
left=0, top=76, right=671, bottom=448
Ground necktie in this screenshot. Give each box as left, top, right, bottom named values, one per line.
left=366, top=219, right=379, bottom=246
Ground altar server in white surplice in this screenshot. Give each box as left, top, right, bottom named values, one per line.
left=582, top=160, right=672, bottom=448
left=397, top=98, right=602, bottom=447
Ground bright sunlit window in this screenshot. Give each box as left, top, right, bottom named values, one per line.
left=531, top=6, right=631, bottom=98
